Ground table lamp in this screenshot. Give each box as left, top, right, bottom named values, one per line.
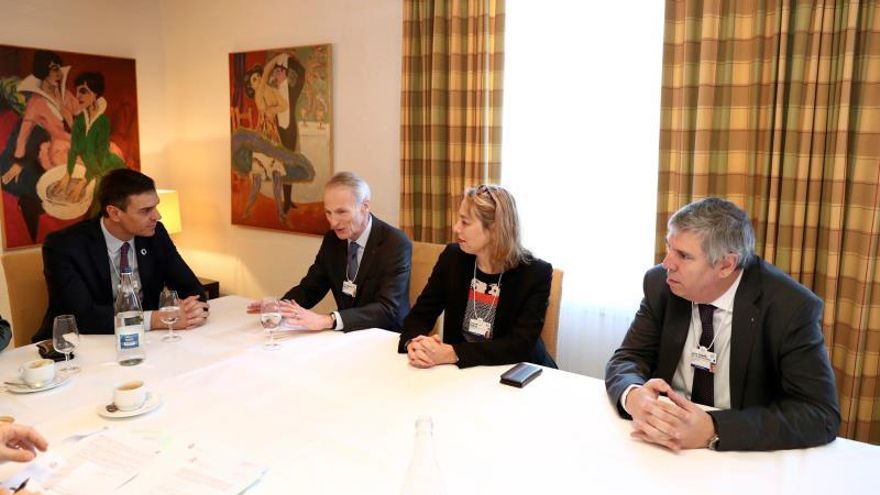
left=157, top=189, right=182, bottom=234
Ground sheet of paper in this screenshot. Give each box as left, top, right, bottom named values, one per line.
left=5, top=430, right=265, bottom=495
left=144, top=445, right=266, bottom=495
left=41, top=432, right=160, bottom=495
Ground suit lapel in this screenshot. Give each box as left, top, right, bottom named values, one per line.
left=87, top=219, right=113, bottom=302
left=657, top=294, right=691, bottom=381
left=333, top=233, right=351, bottom=308
left=442, top=250, right=472, bottom=342
left=729, top=260, right=762, bottom=409
left=134, top=236, right=158, bottom=306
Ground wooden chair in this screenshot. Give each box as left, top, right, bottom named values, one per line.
left=2, top=248, right=48, bottom=347
left=541, top=268, right=564, bottom=362
left=409, top=241, right=446, bottom=335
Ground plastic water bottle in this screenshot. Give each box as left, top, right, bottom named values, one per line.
left=115, top=271, right=145, bottom=366
left=400, top=416, right=446, bottom=495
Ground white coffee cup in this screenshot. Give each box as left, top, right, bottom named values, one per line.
left=113, top=380, right=147, bottom=411
left=18, top=358, right=56, bottom=388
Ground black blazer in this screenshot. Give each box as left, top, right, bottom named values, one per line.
left=35, top=217, right=206, bottom=341
left=399, top=243, right=555, bottom=368
left=605, top=258, right=840, bottom=451
left=282, top=215, right=412, bottom=332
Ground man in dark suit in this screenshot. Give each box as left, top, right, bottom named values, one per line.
left=34, top=169, right=208, bottom=342
left=249, top=171, right=411, bottom=332
left=605, top=197, right=839, bottom=451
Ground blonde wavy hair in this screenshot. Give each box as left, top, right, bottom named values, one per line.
left=462, top=184, right=530, bottom=271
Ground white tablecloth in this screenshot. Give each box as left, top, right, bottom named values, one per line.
left=1, top=296, right=878, bottom=494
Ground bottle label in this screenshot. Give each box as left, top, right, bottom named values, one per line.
left=118, top=325, right=142, bottom=349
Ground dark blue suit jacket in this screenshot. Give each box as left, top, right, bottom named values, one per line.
left=605, top=258, right=840, bottom=450
left=35, top=217, right=205, bottom=341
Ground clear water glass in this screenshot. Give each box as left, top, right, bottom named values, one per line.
left=53, top=314, right=80, bottom=374
left=159, top=290, right=182, bottom=342
left=260, top=297, right=282, bottom=350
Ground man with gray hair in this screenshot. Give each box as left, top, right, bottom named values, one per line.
left=249, top=171, right=412, bottom=332
left=605, top=197, right=839, bottom=451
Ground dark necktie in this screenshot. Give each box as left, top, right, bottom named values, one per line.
left=347, top=242, right=359, bottom=281
left=691, top=303, right=716, bottom=407
left=119, top=241, right=131, bottom=274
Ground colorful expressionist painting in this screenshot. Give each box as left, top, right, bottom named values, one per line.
left=0, top=45, right=139, bottom=249
left=229, top=44, right=332, bottom=235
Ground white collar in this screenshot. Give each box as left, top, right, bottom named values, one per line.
left=82, top=97, right=108, bottom=131
left=16, top=66, right=71, bottom=121
left=701, top=269, right=743, bottom=313
left=100, top=217, right=132, bottom=254
left=350, top=215, right=373, bottom=250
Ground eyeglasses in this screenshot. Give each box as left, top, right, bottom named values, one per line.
left=476, top=184, right=498, bottom=206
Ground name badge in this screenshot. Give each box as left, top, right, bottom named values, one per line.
left=342, top=280, right=357, bottom=297
left=690, top=346, right=717, bottom=373
left=467, top=318, right=492, bottom=338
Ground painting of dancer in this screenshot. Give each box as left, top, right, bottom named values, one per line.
left=229, top=44, right=332, bottom=234
left=0, top=44, right=139, bottom=249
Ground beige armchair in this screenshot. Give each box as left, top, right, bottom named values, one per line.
left=541, top=269, right=564, bottom=362
left=2, top=248, right=48, bottom=347
left=409, top=241, right=446, bottom=335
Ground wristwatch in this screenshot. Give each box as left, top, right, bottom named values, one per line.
left=328, top=312, right=337, bottom=330
left=708, top=434, right=720, bottom=450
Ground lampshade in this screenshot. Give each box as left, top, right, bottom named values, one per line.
left=157, top=189, right=182, bottom=234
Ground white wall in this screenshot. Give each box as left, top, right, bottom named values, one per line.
left=158, top=0, right=402, bottom=308
left=0, top=0, right=403, bottom=318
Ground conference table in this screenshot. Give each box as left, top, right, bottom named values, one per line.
left=1, top=296, right=878, bottom=494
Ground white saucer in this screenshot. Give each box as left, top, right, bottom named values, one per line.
left=97, top=392, right=162, bottom=419
left=5, top=373, right=71, bottom=394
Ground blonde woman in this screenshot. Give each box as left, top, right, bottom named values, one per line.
left=399, top=185, right=555, bottom=368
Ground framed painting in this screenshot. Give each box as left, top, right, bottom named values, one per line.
left=229, top=44, right=333, bottom=235
left=0, top=45, right=140, bottom=249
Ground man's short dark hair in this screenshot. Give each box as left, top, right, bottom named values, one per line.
left=98, top=169, right=155, bottom=217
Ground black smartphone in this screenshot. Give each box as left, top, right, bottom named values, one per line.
left=36, top=339, right=72, bottom=362
left=500, top=362, right=542, bottom=388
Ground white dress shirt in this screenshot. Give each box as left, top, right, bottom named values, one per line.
left=671, top=270, right=743, bottom=409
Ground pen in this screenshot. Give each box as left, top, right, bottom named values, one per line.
left=12, top=478, right=28, bottom=493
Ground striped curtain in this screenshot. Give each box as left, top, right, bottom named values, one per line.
left=400, top=0, right=504, bottom=242
left=657, top=0, right=880, bottom=443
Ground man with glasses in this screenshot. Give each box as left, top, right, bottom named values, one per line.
left=249, top=171, right=412, bottom=333
left=605, top=198, right=839, bottom=451
left=34, top=169, right=208, bottom=342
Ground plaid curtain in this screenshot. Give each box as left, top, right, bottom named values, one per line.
left=657, top=0, right=880, bottom=443
left=400, top=0, right=504, bottom=242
